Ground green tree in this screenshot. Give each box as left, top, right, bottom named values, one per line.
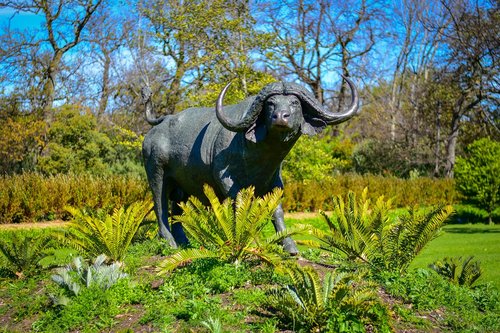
left=36, top=105, right=143, bottom=176
left=454, top=138, right=500, bottom=224
left=37, top=105, right=114, bottom=175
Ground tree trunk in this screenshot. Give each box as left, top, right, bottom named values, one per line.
left=97, top=53, right=111, bottom=117
left=434, top=102, right=442, bottom=177
left=444, top=108, right=461, bottom=178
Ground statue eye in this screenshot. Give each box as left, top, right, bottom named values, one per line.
left=291, top=99, right=300, bottom=106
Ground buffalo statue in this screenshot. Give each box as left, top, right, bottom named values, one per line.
left=141, top=77, right=359, bottom=254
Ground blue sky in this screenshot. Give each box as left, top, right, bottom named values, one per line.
left=0, top=8, right=45, bottom=31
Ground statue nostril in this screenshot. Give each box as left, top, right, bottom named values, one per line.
left=283, top=113, right=290, bottom=119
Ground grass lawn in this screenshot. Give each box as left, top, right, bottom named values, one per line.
left=284, top=215, right=500, bottom=289
left=410, top=223, right=500, bottom=289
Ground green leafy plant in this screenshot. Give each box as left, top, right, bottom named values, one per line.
left=270, top=265, right=387, bottom=332
left=302, top=189, right=454, bottom=274
left=454, top=137, right=500, bottom=224
left=0, top=231, right=52, bottom=278
left=429, top=256, right=483, bottom=287
left=200, top=316, right=223, bottom=333
left=157, top=185, right=301, bottom=273
left=56, top=201, right=153, bottom=262
left=50, top=254, right=128, bottom=306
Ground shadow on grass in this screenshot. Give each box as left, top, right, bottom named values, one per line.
left=444, top=227, right=500, bottom=234
left=447, top=204, right=500, bottom=225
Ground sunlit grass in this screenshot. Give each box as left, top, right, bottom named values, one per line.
left=410, top=224, right=500, bottom=289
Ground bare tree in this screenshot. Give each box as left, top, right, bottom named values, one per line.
left=0, top=0, right=104, bottom=119
left=261, top=0, right=380, bottom=108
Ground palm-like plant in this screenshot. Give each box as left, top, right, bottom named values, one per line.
left=302, top=189, right=454, bottom=274
left=0, top=232, right=52, bottom=278
left=429, top=256, right=482, bottom=287
left=383, top=205, right=454, bottom=273
left=270, top=265, right=381, bottom=332
left=157, top=185, right=301, bottom=273
left=56, top=201, right=153, bottom=262
left=301, top=188, right=391, bottom=264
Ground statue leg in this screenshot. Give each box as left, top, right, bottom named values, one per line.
left=145, top=164, right=177, bottom=248
left=171, top=201, right=189, bottom=246
left=273, top=203, right=299, bottom=255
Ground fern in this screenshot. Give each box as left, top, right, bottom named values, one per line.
left=383, top=205, right=454, bottom=273
left=55, top=201, right=153, bottom=262
left=304, top=188, right=453, bottom=274
left=429, top=256, right=483, bottom=287
left=270, top=265, right=383, bottom=332
left=0, top=232, right=52, bottom=277
left=301, top=188, right=391, bottom=265
left=157, top=185, right=297, bottom=273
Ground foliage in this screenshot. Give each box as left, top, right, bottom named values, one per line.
left=50, top=254, right=128, bottom=306
left=454, top=138, right=500, bottom=224
left=282, top=135, right=353, bottom=183
left=35, top=278, right=138, bottom=332
left=429, top=256, right=482, bottom=287
left=37, top=105, right=144, bottom=177
left=0, top=113, right=46, bottom=174
left=270, top=265, right=390, bottom=332
left=157, top=185, right=301, bottom=273
left=381, top=268, right=500, bottom=332
left=283, top=173, right=456, bottom=212
left=302, top=189, right=454, bottom=274
left=0, top=231, right=52, bottom=277
left=0, top=172, right=149, bottom=224
left=56, top=201, right=153, bottom=262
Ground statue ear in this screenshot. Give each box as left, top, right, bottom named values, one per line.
left=245, top=123, right=267, bottom=143
left=301, top=117, right=327, bottom=136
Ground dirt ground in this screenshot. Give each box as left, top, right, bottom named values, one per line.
left=0, top=212, right=324, bottom=231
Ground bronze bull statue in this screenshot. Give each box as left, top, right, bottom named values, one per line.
left=142, top=77, right=359, bottom=254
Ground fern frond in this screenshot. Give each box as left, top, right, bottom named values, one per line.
left=157, top=248, right=219, bottom=274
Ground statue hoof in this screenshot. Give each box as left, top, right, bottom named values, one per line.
left=283, top=237, right=299, bottom=256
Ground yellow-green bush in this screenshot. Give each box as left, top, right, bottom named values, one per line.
left=0, top=173, right=457, bottom=223
left=283, top=173, right=457, bottom=212
left=0, top=173, right=149, bottom=224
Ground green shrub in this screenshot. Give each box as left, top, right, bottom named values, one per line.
left=0, top=231, right=53, bottom=277
left=381, top=268, right=500, bottom=332
left=0, top=173, right=149, bottom=224
left=282, top=135, right=353, bottom=183
left=35, top=278, right=138, bottom=332
left=454, top=138, right=500, bottom=224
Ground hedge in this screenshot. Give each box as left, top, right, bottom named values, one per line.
left=0, top=173, right=457, bottom=224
